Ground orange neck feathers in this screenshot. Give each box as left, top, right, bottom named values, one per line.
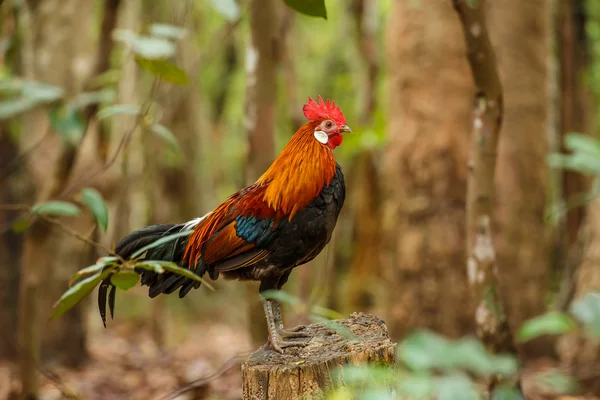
left=257, top=121, right=337, bottom=219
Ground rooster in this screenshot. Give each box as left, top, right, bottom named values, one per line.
left=99, top=96, right=350, bottom=352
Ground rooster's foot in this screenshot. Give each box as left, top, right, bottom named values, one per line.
left=279, top=327, right=310, bottom=339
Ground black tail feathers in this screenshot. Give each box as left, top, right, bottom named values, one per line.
left=98, top=223, right=203, bottom=328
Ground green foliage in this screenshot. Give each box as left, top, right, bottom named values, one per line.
left=570, top=291, right=600, bottom=338
left=533, top=370, right=577, bottom=395
left=399, top=330, right=517, bottom=376
left=11, top=218, right=31, bottom=233
left=548, top=133, right=600, bottom=174
left=31, top=201, right=81, bottom=217
left=71, top=88, right=117, bottom=110
left=0, top=80, right=64, bottom=119
left=149, top=23, right=187, bottom=40
left=53, top=231, right=216, bottom=318
left=491, top=386, right=524, bottom=400
left=114, top=29, right=176, bottom=59
left=284, top=0, right=328, bottom=19
left=517, top=291, right=600, bottom=342
left=516, top=311, right=577, bottom=342
left=51, top=269, right=112, bottom=320
left=110, top=271, right=139, bottom=290
left=49, top=104, right=85, bottom=146
left=150, top=123, right=181, bottom=151
left=130, top=230, right=193, bottom=258
left=97, top=104, right=141, bottom=120
left=207, top=0, right=241, bottom=21
left=159, top=260, right=216, bottom=291
left=80, top=187, right=109, bottom=231
left=135, top=57, right=189, bottom=85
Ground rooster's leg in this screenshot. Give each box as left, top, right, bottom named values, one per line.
left=270, top=300, right=310, bottom=339
left=261, top=298, right=308, bottom=352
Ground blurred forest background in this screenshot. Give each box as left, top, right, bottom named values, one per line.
left=2, top=0, right=600, bottom=399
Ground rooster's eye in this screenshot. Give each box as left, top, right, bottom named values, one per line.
left=325, top=121, right=333, bottom=128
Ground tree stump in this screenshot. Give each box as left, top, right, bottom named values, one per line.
left=242, top=312, right=395, bottom=400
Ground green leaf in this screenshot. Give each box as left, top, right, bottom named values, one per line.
left=135, top=261, right=165, bottom=274
left=130, top=230, right=192, bottom=258
left=436, top=374, right=478, bottom=400
left=31, top=201, right=81, bottom=217
left=466, top=0, right=479, bottom=8
left=74, top=257, right=118, bottom=278
left=310, top=316, right=359, bottom=340
left=570, top=291, right=600, bottom=338
left=492, top=386, right=524, bottom=400
left=517, top=311, right=576, bottom=342
left=159, top=261, right=215, bottom=291
left=49, top=104, right=85, bottom=146
left=114, top=30, right=176, bottom=59
left=150, top=123, right=181, bottom=151
left=136, top=57, right=188, bottom=85
left=0, top=98, right=39, bottom=119
left=398, top=330, right=452, bottom=370
left=110, top=271, right=139, bottom=290
left=310, top=304, right=343, bottom=320
left=71, top=89, right=117, bottom=110
left=261, top=290, right=299, bottom=306
left=284, top=0, right=327, bottom=19
left=51, top=270, right=111, bottom=319
left=564, top=133, right=600, bottom=158
left=397, top=373, right=434, bottom=398
left=97, top=104, right=141, bottom=120
left=22, top=81, right=64, bottom=102
left=532, top=370, right=577, bottom=394
left=80, top=187, right=109, bottom=231
left=207, top=0, right=241, bottom=21
left=12, top=218, right=30, bottom=233
left=451, top=337, right=518, bottom=376
left=150, top=23, right=186, bottom=40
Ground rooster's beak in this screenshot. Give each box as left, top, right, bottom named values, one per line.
left=341, top=125, right=352, bottom=133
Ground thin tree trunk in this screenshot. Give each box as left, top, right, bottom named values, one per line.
left=384, top=0, right=473, bottom=338
left=487, top=0, right=556, bottom=360
left=0, top=131, right=29, bottom=361
left=344, top=0, right=382, bottom=315
left=245, top=0, right=280, bottom=345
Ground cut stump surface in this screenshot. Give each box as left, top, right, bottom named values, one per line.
left=242, top=312, right=395, bottom=400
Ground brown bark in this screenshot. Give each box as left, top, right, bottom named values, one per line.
left=16, top=0, right=119, bottom=397
left=559, top=0, right=590, bottom=246
left=487, top=0, right=556, bottom=360
left=345, top=150, right=382, bottom=314
left=453, top=0, right=513, bottom=354
left=241, top=313, right=395, bottom=400
left=0, top=132, right=29, bottom=361
left=245, top=0, right=281, bottom=345
left=342, top=0, right=383, bottom=316
left=384, top=0, right=473, bottom=338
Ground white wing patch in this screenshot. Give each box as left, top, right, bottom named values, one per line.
left=183, top=212, right=210, bottom=231
left=314, top=130, right=328, bottom=144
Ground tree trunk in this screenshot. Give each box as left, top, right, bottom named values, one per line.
left=384, top=0, right=473, bottom=338
left=16, top=0, right=98, bottom=397
left=241, top=313, right=395, bottom=400
left=0, top=132, right=29, bottom=361
left=487, top=0, right=556, bottom=360
left=245, top=0, right=280, bottom=345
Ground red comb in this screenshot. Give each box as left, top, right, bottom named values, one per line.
left=302, top=95, right=346, bottom=126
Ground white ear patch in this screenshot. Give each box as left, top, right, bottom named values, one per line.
left=314, top=130, right=328, bottom=144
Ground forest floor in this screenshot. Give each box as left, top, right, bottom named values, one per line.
left=0, top=319, right=253, bottom=400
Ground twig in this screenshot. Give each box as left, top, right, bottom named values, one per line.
left=37, top=214, right=120, bottom=259
left=161, top=352, right=251, bottom=400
